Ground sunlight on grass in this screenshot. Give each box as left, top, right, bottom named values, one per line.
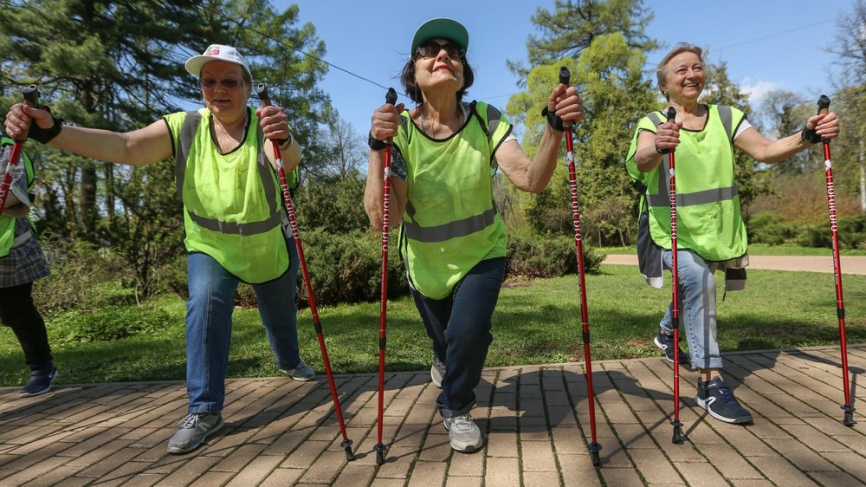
left=1, top=265, right=863, bottom=386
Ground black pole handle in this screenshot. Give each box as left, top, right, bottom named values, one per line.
left=385, top=87, right=397, bottom=106
left=14, top=84, right=39, bottom=143
left=655, top=107, right=677, bottom=155
left=817, top=95, right=831, bottom=116
left=22, top=85, right=39, bottom=106
left=665, top=107, right=676, bottom=122
left=257, top=83, right=272, bottom=107
left=559, top=66, right=570, bottom=86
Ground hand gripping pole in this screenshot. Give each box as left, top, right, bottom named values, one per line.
left=0, top=85, right=39, bottom=215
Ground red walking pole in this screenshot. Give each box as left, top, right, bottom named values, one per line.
left=0, top=85, right=39, bottom=215
left=375, top=87, right=398, bottom=466
left=661, top=106, right=686, bottom=444
left=816, top=95, right=855, bottom=426
left=257, top=84, right=356, bottom=460
left=558, top=67, right=601, bottom=466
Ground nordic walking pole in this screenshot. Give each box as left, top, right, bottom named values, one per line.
left=0, top=85, right=39, bottom=215
left=558, top=67, right=602, bottom=467
left=816, top=95, right=855, bottom=427
left=661, top=106, right=685, bottom=444
left=257, top=84, right=356, bottom=461
left=375, top=87, right=399, bottom=466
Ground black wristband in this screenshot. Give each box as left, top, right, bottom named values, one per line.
left=541, top=107, right=565, bottom=132
left=800, top=126, right=822, bottom=144
left=277, top=131, right=292, bottom=148
left=368, top=132, right=387, bottom=151
left=28, top=107, right=63, bottom=144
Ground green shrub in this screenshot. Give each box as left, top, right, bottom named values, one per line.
left=797, top=214, right=866, bottom=250
left=51, top=305, right=172, bottom=344
left=33, top=237, right=136, bottom=314
left=299, top=228, right=409, bottom=306
left=747, top=211, right=798, bottom=246
left=151, top=229, right=607, bottom=309
left=506, top=233, right=605, bottom=278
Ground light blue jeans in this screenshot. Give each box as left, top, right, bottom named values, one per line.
left=185, top=239, right=301, bottom=414
left=660, top=249, right=724, bottom=371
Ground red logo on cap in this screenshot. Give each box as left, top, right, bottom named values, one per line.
left=205, top=48, right=220, bottom=56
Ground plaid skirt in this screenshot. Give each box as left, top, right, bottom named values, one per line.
left=0, top=218, right=50, bottom=288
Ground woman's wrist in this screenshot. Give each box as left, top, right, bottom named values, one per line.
left=278, top=131, right=293, bottom=149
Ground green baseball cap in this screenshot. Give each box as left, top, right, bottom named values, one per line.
left=411, top=18, right=469, bottom=55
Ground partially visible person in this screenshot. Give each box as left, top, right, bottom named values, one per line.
left=365, top=18, right=583, bottom=452
left=0, top=130, right=57, bottom=397
left=5, top=44, right=315, bottom=454
left=625, top=42, right=839, bottom=424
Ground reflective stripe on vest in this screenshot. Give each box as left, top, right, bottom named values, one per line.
left=403, top=201, right=498, bottom=243
left=12, top=230, right=31, bottom=248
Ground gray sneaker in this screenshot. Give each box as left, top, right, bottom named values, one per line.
left=281, top=360, right=315, bottom=382
left=443, top=414, right=483, bottom=452
left=166, top=412, right=224, bottom=454
left=431, top=357, right=445, bottom=388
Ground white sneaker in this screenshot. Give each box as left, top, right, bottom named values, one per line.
left=431, top=357, right=445, bottom=388
left=443, top=414, right=483, bottom=452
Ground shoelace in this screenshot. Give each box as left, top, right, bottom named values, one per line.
left=180, top=414, right=201, bottom=429
left=450, top=415, right=475, bottom=432
left=711, top=384, right=737, bottom=403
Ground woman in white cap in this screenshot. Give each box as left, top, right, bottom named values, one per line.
left=365, top=18, right=583, bottom=453
left=4, top=44, right=315, bottom=454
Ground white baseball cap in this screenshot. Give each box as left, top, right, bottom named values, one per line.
left=184, top=44, right=251, bottom=79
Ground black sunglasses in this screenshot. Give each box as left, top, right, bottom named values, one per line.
left=416, top=40, right=465, bottom=59
left=199, top=78, right=242, bottom=89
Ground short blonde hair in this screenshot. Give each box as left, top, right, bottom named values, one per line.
left=656, top=43, right=703, bottom=100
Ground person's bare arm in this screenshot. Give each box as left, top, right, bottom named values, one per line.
left=6, top=104, right=171, bottom=166
left=735, top=112, right=839, bottom=163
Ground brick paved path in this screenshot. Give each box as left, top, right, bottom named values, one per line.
left=1, top=345, right=864, bottom=486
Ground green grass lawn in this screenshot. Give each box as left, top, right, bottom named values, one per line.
left=1, top=264, right=864, bottom=387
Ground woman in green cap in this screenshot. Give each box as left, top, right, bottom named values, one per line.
left=365, top=18, right=583, bottom=453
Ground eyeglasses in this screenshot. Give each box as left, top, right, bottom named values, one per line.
left=199, top=78, right=242, bottom=89
left=415, top=40, right=465, bottom=59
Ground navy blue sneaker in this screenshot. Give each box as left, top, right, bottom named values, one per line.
left=654, top=330, right=690, bottom=365
left=19, top=365, right=58, bottom=397
left=695, top=377, right=753, bottom=424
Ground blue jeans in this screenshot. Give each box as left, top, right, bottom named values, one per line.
left=411, top=257, right=505, bottom=418
left=185, top=239, right=301, bottom=414
left=660, top=249, right=723, bottom=370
